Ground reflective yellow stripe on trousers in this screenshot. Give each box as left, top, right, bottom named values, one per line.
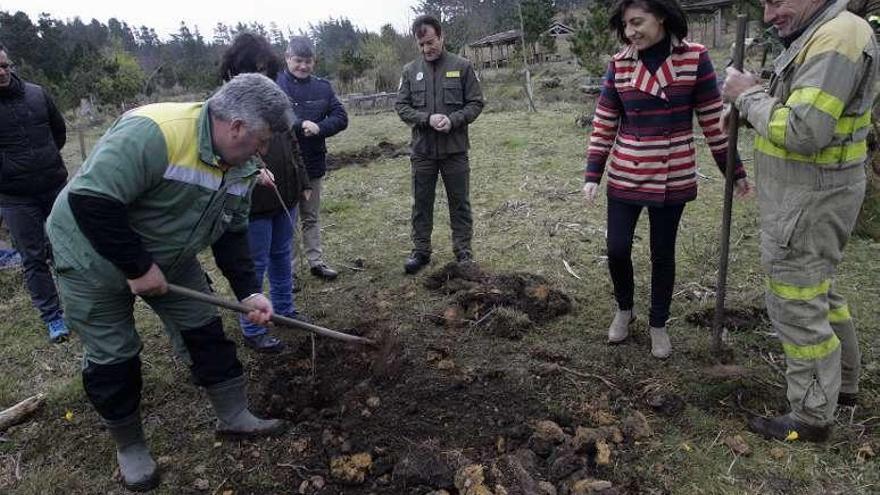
left=768, top=278, right=841, bottom=360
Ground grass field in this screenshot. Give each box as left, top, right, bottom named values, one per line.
left=0, top=75, right=878, bottom=494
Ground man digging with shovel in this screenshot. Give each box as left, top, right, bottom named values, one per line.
left=46, top=74, right=291, bottom=491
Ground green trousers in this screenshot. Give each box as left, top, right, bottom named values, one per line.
left=54, top=248, right=219, bottom=366
left=410, top=153, right=473, bottom=257
left=758, top=160, right=865, bottom=426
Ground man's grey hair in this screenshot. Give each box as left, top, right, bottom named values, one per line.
left=207, top=73, right=293, bottom=133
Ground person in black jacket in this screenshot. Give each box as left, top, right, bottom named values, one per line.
left=276, top=36, right=348, bottom=281
left=0, top=43, right=69, bottom=343
left=220, top=33, right=312, bottom=353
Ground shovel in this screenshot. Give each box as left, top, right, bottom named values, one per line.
left=167, top=283, right=374, bottom=346
left=712, top=14, right=749, bottom=357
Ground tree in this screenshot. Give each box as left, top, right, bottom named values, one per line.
left=570, top=2, right=617, bottom=75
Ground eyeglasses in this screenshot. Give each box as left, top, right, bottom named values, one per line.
left=0, top=63, right=12, bottom=70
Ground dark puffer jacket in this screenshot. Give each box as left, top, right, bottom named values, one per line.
left=275, top=70, right=348, bottom=179
left=0, top=74, right=67, bottom=196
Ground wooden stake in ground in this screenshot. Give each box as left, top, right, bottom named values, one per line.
left=517, top=0, right=537, bottom=113
left=0, top=394, right=45, bottom=432
left=712, top=14, right=748, bottom=354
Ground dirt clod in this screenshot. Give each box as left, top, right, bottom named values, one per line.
left=330, top=452, right=372, bottom=485
left=723, top=435, right=752, bottom=457
left=621, top=412, right=652, bottom=440
left=571, top=479, right=613, bottom=494
left=424, top=264, right=572, bottom=340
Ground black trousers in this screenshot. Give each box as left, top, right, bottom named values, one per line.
left=0, top=189, right=63, bottom=324
left=82, top=317, right=242, bottom=420
left=606, top=198, right=685, bottom=328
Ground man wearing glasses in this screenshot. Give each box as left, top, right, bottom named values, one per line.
left=0, top=43, right=69, bottom=343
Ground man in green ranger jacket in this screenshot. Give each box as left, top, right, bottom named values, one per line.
left=46, top=74, right=292, bottom=491
left=724, top=0, right=879, bottom=442
left=396, top=14, right=484, bottom=274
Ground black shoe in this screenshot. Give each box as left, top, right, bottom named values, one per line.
left=310, top=263, right=338, bottom=280
left=243, top=333, right=286, bottom=354
left=404, top=252, right=430, bottom=275
left=747, top=414, right=831, bottom=443
left=838, top=392, right=858, bottom=407
left=456, top=250, right=474, bottom=263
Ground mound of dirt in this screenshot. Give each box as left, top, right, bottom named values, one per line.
left=424, top=263, right=572, bottom=339
left=685, top=306, right=769, bottom=333
left=326, top=140, right=410, bottom=170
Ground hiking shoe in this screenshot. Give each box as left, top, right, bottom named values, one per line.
left=607, top=310, right=634, bottom=344
left=243, top=333, right=285, bottom=354
left=748, top=414, right=831, bottom=443
left=47, top=318, right=69, bottom=343
left=310, top=263, right=338, bottom=280
left=404, top=252, right=430, bottom=275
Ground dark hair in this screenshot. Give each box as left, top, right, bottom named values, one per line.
left=412, top=14, right=442, bottom=38
left=286, top=36, right=315, bottom=58
left=609, top=0, right=688, bottom=45
left=219, top=33, right=282, bottom=82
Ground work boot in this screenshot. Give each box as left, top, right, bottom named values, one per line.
left=650, top=326, right=672, bottom=359
left=206, top=375, right=287, bottom=439
left=104, top=410, right=160, bottom=492
left=310, top=263, right=338, bottom=280
left=404, top=252, right=430, bottom=275
left=748, top=414, right=831, bottom=443
left=607, top=309, right=634, bottom=344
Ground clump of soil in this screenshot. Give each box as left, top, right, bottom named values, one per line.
left=685, top=306, right=769, bottom=333
left=424, top=263, right=572, bottom=339
left=326, top=140, right=410, bottom=170
left=485, top=306, right=533, bottom=339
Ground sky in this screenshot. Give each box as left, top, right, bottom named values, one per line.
left=0, top=0, right=420, bottom=39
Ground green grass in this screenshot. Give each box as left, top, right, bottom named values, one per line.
left=1, top=97, right=878, bottom=494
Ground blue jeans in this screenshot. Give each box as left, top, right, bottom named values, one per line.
left=1, top=191, right=64, bottom=324
left=239, top=208, right=297, bottom=337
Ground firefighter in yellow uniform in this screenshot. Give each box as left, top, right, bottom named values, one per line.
left=724, top=0, right=879, bottom=441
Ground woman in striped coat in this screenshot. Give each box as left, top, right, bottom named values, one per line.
left=583, top=0, right=751, bottom=358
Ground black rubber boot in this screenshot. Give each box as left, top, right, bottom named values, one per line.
left=206, top=375, right=288, bottom=439
left=748, top=414, right=831, bottom=443
left=104, top=410, right=160, bottom=492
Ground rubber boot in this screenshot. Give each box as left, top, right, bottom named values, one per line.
left=104, top=410, right=160, bottom=492
left=650, top=326, right=672, bottom=359
left=607, top=309, right=634, bottom=344
left=206, top=375, right=287, bottom=439
left=748, top=413, right=831, bottom=442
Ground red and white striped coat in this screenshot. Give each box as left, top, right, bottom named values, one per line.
left=586, top=38, right=745, bottom=206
